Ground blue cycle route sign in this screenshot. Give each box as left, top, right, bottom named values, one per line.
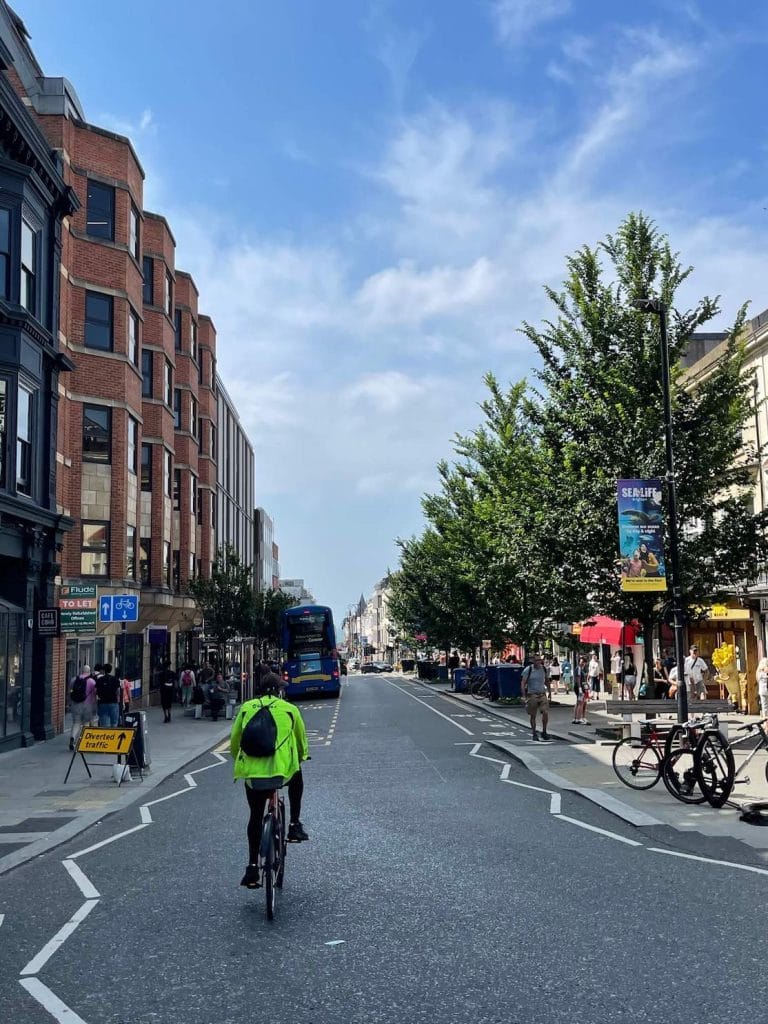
left=99, top=595, right=140, bottom=623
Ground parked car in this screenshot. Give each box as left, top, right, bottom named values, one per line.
left=361, top=662, right=394, bottom=674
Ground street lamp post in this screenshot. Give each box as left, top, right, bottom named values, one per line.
left=632, top=297, right=688, bottom=722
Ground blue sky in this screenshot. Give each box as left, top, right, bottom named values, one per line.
left=16, top=0, right=768, bottom=622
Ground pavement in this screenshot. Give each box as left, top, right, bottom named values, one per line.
left=0, top=704, right=232, bottom=875
left=412, top=677, right=768, bottom=852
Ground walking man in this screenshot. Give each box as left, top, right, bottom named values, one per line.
left=587, top=651, right=602, bottom=697
left=522, top=654, right=551, bottom=742
left=96, top=663, right=121, bottom=727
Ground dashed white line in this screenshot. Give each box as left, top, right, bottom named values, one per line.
left=20, top=900, right=99, bottom=976
left=384, top=679, right=474, bottom=735
left=69, top=823, right=149, bottom=859
left=647, top=847, right=768, bottom=876
left=554, top=814, right=643, bottom=847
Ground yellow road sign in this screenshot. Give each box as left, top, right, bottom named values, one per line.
left=76, top=727, right=135, bottom=755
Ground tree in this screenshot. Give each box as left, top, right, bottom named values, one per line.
left=188, top=545, right=256, bottom=658
left=253, top=588, right=297, bottom=659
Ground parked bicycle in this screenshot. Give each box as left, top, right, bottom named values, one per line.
left=469, top=669, right=490, bottom=700
left=661, top=713, right=720, bottom=805
left=611, top=719, right=668, bottom=790
left=694, top=718, right=768, bottom=809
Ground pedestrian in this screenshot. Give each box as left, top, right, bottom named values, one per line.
left=621, top=649, right=637, bottom=700
left=549, top=655, right=561, bottom=694
left=199, top=661, right=214, bottom=687
left=587, top=651, right=602, bottom=697
left=120, top=676, right=132, bottom=720
left=560, top=656, right=572, bottom=694
left=572, top=656, right=589, bottom=724
left=610, top=648, right=622, bottom=697
left=179, top=664, right=196, bottom=707
left=521, top=654, right=551, bottom=742
left=68, top=665, right=97, bottom=750
left=448, top=649, right=460, bottom=683
left=757, top=657, right=768, bottom=718
left=653, top=657, right=669, bottom=699
left=207, top=671, right=230, bottom=721
left=684, top=645, right=709, bottom=702
left=96, top=663, right=121, bottom=727
left=160, top=668, right=175, bottom=723
left=667, top=662, right=679, bottom=700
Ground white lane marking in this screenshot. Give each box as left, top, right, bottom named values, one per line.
left=383, top=679, right=474, bottom=735
left=62, top=859, right=99, bottom=899
left=454, top=741, right=476, bottom=745
left=20, top=900, right=98, bottom=976
left=325, top=939, right=345, bottom=946
left=550, top=793, right=561, bottom=815
left=501, top=777, right=555, bottom=796
left=553, top=815, right=642, bottom=847
left=19, top=977, right=89, bottom=1023
left=69, top=823, right=149, bottom=859
left=0, top=913, right=4, bottom=927
left=647, top=848, right=768, bottom=877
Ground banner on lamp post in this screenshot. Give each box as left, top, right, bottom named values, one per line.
left=617, top=479, right=667, bottom=592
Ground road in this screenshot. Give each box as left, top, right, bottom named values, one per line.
left=2, top=675, right=767, bottom=1024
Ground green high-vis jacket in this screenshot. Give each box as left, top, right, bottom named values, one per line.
left=229, top=695, right=309, bottom=782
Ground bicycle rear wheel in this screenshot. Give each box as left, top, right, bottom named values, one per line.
left=695, top=730, right=735, bottom=808
left=260, top=816, right=277, bottom=920
left=611, top=737, right=662, bottom=790
left=662, top=747, right=706, bottom=804
left=470, top=679, right=487, bottom=700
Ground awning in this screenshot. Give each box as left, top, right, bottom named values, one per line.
left=578, top=616, right=637, bottom=647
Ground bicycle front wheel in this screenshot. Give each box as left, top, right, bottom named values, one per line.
left=470, top=680, right=487, bottom=700
left=611, top=737, right=662, bottom=790
left=260, top=816, right=277, bottom=921
left=662, top=747, right=706, bottom=804
left=695, top=730, right=735, bottom=808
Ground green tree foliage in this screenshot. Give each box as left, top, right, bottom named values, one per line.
left=188, top=544, right=256, bottom=652
left=253, top=588, right=297, bottom=658
left=390, top=212, right=768, bottom=658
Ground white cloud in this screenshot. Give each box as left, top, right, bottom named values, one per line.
left=490, top=0, right=570, bottom=47
left=344, top=371, right=426, bottom=412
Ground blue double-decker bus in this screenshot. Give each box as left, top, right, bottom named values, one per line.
left=281, top=605, right=341, bottom=699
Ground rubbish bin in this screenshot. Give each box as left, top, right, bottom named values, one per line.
left=481, top=666, right=498, bottom=701
left=123, top=710, right=150, bottom=771
left=453, top=668, right=468, bottom=693
left=417, top=660, right=436, bottom=680
left=497, top=665, right=523, bottom=699
left=437, top=665, right=449, bottom=683
left=401, top=659, right=415, bottom=673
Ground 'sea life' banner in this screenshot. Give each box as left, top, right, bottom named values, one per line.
left=617, top=479, right=667, bottom=592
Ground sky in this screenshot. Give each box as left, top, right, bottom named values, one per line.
left=15, top=0, right=768, bottom=624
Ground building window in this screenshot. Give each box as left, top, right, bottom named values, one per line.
left=211, top=424, right=216, bottom=456
left=198, top=417, right=204, bottom=453
left=173, top=468, right=181, bottom=510
left=189, top=553, right=195, bottom=578
left=16, top=384, right=32, bottom=495
left=191, top=319, right=198, bottom=362
left=163, top=541, right=171, bottom=587
left=0, top=378, right=6, bottom=487
left=174, top=309, right=182, bottom=351
left=126, top=525, right=136, bottom=579
left=86, top=180, right=115, bottom=240
left=140, top=443, right=152, bottom=491
left=197, top=485, right=203, bottom=525
left=189, top=395, right=198, bottom=438
left=84, top=291, right=113, bottom=351
left=173, top=388, right=182, bottom=429
left=127, top=416, right=138, bottom=474
left=0, top=208, right=10, bottom=299
left=128, top=308, right=139, bottom=364
left=164, top=270, right=173, bottom=317
left=20, top=219, right=36, bottom=314
left=139, top=537, right=151, bottom=584
left=129, top=202, right=140, bottom=260
left=173, top=549, right=180, bottom=591
left=141, top=350, right=153, bottom=398
left=142, top=255, right=154, bottom=305
left=83, top=404, right=111, bottom=462
left=190, top=474, right=197, bottom=515
left=164, top=360, right=172, bottom=405
left=81, top=521, right=109, bottom=576
left=163, top=449, right=171, bottom=497
left=198, top=354, right=204, bottom=386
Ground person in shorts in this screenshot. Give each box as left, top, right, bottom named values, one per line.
left=522, top=654, right=551, bottom=741
left=549, top=656, right=561, bottom=694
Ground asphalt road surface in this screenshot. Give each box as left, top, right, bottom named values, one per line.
left=2, top=676, right=768, bottom=1024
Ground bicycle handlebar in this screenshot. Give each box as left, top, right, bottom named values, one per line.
left=737, top=718, right=768, bottom=733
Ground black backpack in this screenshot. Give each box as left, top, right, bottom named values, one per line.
left=70, top=675, right=88, bottom=703
left=240, top=701, right=288, bottom=759
left=96, top=673, right=120, bottom=703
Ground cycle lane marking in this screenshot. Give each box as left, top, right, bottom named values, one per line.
left=382, top=678, right=474, bottom=735
left=19, top=978, right=89, bottom=1024
left=647, top=847, right=768, bottom=877
left=20, top=899, right=99, bottom=976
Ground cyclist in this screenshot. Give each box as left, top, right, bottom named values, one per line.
left=229, top=670, right=310, bottom=889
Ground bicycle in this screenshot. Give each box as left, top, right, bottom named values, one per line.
left=694, top=718, right=768, bottom=809
left=469, top=669, right=489, bottom=700
left=611, top=719, right=669, bottom=790
left=259, top=788, right=287, bottom=921
left=661, top=713, right=719, bottom=804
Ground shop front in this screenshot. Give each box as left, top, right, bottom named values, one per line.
left=688, top=605, right=759, bottom=712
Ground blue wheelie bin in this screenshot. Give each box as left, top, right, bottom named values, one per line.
left=497, top=665, right=523, bottom=698
left=484, top=666, right=498, bottom=701
left=453, top=668, right=468, bottom=693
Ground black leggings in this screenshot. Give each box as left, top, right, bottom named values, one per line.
left=245, top=771, right=304, bottom=862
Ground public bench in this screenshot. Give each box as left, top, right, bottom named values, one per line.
left=605, top=699, right=735, bottom=717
